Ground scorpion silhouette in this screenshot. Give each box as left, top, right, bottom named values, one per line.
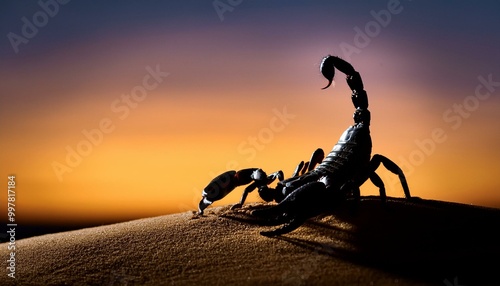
left=197, top=55, right=412, bottom=236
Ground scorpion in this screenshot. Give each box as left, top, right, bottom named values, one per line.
left=197, top=55, right=412, bottom=236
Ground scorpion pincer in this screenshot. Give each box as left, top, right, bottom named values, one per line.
left=197, top=148, right=326, bottom=215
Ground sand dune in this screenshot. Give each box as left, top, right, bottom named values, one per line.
left=2, top=197, right=500, bottom=285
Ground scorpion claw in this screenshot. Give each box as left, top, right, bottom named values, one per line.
left=307, top=148, right=325, bottom=171
left=198, top=197, right=213, bottom=215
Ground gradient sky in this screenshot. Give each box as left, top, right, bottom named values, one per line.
left=1, top=1, right=500, bottom=226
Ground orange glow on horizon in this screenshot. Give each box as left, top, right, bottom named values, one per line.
left=4, top=82, right=500, bottom=225
left=2, top=15, right=500, bottom=226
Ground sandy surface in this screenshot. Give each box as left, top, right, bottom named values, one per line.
left=2, top=197, right=500, bottom=285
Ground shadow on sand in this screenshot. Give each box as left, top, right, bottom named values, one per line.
left=223, top=197, right=500, bottom=285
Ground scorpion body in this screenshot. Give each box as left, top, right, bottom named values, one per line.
left=273, top=56, right=380, bottom=202
left=197, top=55, right=412, bottom=236
left=252, top=56, right=411, bottom=236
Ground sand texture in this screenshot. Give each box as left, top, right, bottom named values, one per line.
left=2, top=197, right=500, bottom=286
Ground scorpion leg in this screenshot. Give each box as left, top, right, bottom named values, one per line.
left=296, top=148, right=324, bottom=175
left=291, top=148, right=325, bottom=177
left=231, top=181, right=258, bottom=210
left=291, top=161, right=305, bottom=177
left=336, top=180, right=361, bottom=213
left=279, top=172, right=321, bottom=200
left=231, top=169, right=283, bottom=209
left=252, top=181, right=330, bottom=236
left=369, top=171, right=387, bottom=204
left=255, top=170, right=285, bottom=203
left=273, top=148, right=325, bottom=202
left=369, top=154, right=411, bottom=199
left=307, top=148, right=325, bottom=172
left=301, top=161, right=310, bottom=175
left=260, top=217, right=308, bottom=237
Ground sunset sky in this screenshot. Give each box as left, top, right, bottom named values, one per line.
left=1, top=1, right=500, bottom=227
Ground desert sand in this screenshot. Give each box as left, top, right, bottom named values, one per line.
left=2, top=197, right=500, bottom=285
